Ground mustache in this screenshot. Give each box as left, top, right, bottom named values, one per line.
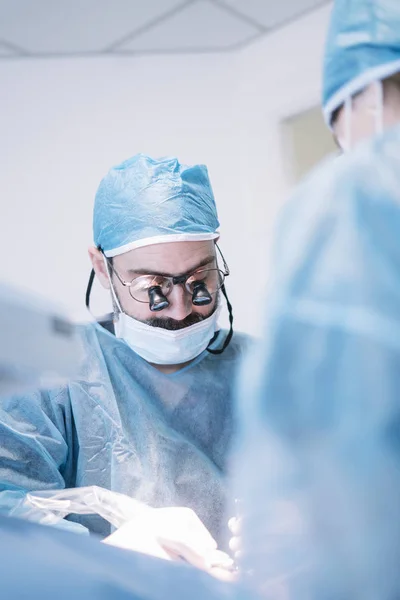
left=144, top=311, right=209, bottom=331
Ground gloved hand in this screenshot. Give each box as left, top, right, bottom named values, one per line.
left=228, top=515, right=242, bottom=564
left=103, top=506, right=234, bottom=575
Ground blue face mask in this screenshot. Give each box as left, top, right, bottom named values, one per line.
left=114, top=306, right=221, bottom=365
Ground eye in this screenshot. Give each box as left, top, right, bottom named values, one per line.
left=135, top=276, right=173, bottom=294
left=149, top=276, right=167, bottom=288
left=134, top=276, right=157, bottom=292
left=187, top=270, right=214, bottom=292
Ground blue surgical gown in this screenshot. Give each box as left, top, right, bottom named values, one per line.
left=231, top=125, right=400, bottom=598
left=0, top=320, right=250, bottom=547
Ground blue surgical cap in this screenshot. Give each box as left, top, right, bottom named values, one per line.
left=93, top=154, right=220, bottom=257
left=323, top=0, right=400, bottom=126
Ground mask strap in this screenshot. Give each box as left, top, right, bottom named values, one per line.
left=85, top=249, right=123, bottom=316
left=207, top=284, right=234, bottom=355
left=344, top=95, right=352, bottom=151
left=375, top=79, right=384, bottom=134
left=85, top=269, right=96, bottom=311
left=215, top=242, right=230, bottom=276
left=102, top=254, right=123, bottom=314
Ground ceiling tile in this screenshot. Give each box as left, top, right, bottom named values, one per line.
left=0, top=0, right=185, bottom=54
left=116, top=0, right=259, bottom=52
left=220, top=0, right=327, bottom=30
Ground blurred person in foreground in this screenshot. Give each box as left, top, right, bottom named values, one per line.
left=0, top=154, right=250, bottom=572
left=229, top=0, right=400, bottom=598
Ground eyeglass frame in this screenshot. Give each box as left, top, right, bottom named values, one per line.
left=104, top=244, right=230, bottom=304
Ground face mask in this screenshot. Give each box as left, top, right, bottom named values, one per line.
left=114, top=306, right=221, bottom=365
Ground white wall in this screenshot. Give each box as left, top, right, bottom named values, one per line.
left=0, top=3, right=333, bottom=336
left=233, top=2, right=333, bottom=333
left=0, top=53, right=242, bottom=323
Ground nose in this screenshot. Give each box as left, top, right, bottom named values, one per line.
left=163, top=284, right=193, bottom=321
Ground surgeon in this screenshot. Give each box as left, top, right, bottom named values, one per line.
left=0, top=154, right=250, bottom=567
left=229, top=1, right=400, bottom=598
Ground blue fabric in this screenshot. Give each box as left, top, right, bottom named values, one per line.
left=323, top=0, right=400, bottom=123
left=0, top=323, right=250, bottom=548
left=0, top=515, right=243, bottom=600
left=231, top=126, right=400, bottom=598
left=93, top=154, right=220, bottom=256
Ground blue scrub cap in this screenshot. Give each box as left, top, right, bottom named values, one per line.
left=323, top=0, right=400, bottom=126
left=93, top=154, right=220, bottom=258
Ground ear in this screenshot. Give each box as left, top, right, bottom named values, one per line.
left=88, top=247, right=110, bottom=290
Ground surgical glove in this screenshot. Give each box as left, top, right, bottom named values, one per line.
left=103, top=506, right=234, bottom=573
left=228, top=515, right=242, bottom=563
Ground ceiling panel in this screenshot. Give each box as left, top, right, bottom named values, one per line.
left=219, top=0, right=328, bottom=29
left=0, top=0, right=329, bottom=57
left=0, top=0, right=185, bottom=54
left=116, top=0, right=259, bottom=52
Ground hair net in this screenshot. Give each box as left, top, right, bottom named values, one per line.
left=93, top=154, right=220, bottom=258
left=323, top=0, right=400, bottom=125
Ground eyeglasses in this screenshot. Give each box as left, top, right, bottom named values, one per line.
left=107, top=253, right=229, bottom=305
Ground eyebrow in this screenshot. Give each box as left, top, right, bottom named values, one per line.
left=125, top=255, right=217, bottom=278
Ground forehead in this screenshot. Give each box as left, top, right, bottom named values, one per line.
left=113, top=240, right=216, bottom=274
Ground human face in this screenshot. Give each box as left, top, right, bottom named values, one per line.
left=90, top=240, right=219, bottom=328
